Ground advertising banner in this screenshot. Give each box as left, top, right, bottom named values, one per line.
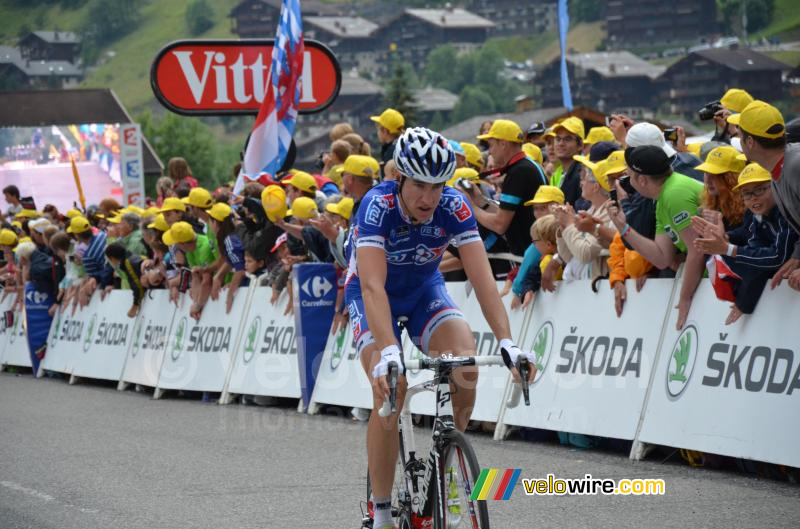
left=120, top=290, right=177, bottom=389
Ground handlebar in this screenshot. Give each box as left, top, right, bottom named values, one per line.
left=506, top=358, right=533, bottom=408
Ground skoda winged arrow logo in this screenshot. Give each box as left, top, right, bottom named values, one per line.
left=130, top=318, right=143, bottom=358
left=301, top=275, right=333, bottom=298
left=666, top=324, right=699, bottom=399
left=330, top=326, right=347, bottom=370
left=50, top=310, right=63, bottom=348
left=242, top=316, right=261, bottom=364
left=529, top=321, right=554, bottom=385
left=9, top=313, right=19, bottom=344
left=83, top=314, right=97, bottom=353
left=171, top=317, right=188, bottom=361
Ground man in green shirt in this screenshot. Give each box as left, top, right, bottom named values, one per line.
left=608, top=145, right=705, bottom=330
left=117, top=213, right=148, bottom=257
left=163, top=221, right=219, bottom=319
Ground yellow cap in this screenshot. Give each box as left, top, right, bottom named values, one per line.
left=524, top=185, right=565, bottom=206
left=542, top=122, right=560, bottom=139
left=597, top=150, right=627, bottom=179
left=686, top=142, right=703, bottom=157
left=733, top=162, right=772, bottom=190
left=573, top=154, right=610, bottom=191
left=66, top=216, right=91, bottom=234
left=11, top=221, right=22, bottom=230
left=476, top=119, right=524, bottom=143
left=207, top=202, right=232, bottom=222
left=160, top=197, right=187, bottom=213
left=0, top=228, right=18, bottom=247
left=14, top=209, right=40, bottom=219
left=162, top=221, right=196, bottom=245
left=343, top=155, right=380, bottom=179
left=727, top=100, right=785, bottom=139
left=18, top=236, right=32, bottom=245
left=147, top=214, right=169, bottom=232
left=281, top=170, right=317, bottom=193
left=460, top=142, right=483, bottom=168
left=522, top=143, right=543, bottom=165
left=106, top=213, right=123, bottom=224
left=287, top=197, right=318, bottom=220
left=584, top=126, right=615, bottom=145
left=694, top=146, right=747, bottom=175
left=327, top=164, right=344, bottom=188
left=370, top=108, right=405, bottom=134
left=184, top=187, right=214, bottom=209
left=261, top=185, right=288, bottom=223
left=66, top=208, right=82, bottom=219
left=554, top=116, right=585, bottom=140
left=145, top=206, right=160, bottom=217
left=325, top=197, right=355, bottom=220
left=720, top=88, right=754, bottom=113
left=127, top=206, right=145, bottom=216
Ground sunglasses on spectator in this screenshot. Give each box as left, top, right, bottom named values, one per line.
left=740, top=184, right=770, bottom=200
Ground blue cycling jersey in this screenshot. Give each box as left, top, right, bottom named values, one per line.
left=345, top=181, right=482, bottom=298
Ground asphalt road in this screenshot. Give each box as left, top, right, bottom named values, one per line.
left=1, top=372, right=798, bottom=529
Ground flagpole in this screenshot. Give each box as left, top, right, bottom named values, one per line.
left=70, top=155, right=87, bottom=211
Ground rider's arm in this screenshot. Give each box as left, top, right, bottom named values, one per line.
left=357, top=245, right=397, bottom=350
left=459, top=240, right=512, bottom=341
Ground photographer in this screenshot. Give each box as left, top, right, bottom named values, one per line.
left=703, top=88, right=754, bottom=144
left=610, top=118, right=703, bottom=181
left=464, top=119, right=545, bottom=258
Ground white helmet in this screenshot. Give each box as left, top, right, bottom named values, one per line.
left=393, top=127, right=456, bottom=184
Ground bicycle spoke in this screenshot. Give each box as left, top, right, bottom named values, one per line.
left=456, top=448, right=481, bottom=529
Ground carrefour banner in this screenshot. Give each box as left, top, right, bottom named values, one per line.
left=293, top=263, right=337, bottom=409
left=637, top=281, right=800, bottom=468
left=502, top=279, right=676, bottom=440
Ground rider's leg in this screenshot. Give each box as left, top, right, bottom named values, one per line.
left=426, top=318, right=478, bottom=432
left=361, top=341, right=408, bottom=499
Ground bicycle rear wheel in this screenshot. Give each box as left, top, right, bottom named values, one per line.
left=435, top=430, right=490, bottom=529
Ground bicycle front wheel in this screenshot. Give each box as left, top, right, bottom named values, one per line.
left=436, top=430, right=490, bottom=529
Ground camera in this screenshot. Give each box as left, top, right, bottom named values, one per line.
left=698, top=100, right=723, bottom=121
left=663, top=128, right=678, bottom=142
left=456, top=178, right=473, bottom=192
left=609, top=188, right=619, bottom=207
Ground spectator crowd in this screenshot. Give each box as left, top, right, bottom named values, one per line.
left=2, top=87, right=799, bottom=369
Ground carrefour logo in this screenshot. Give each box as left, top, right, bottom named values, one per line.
left=666, top=324, right=698, bottom=399
left=83, top=314, right=98, bottom=353
left=302, top=275, right=333, bottom=298
left=171, top=316, right=188, bottom=361
left=242, top=316, right=261, bottom=364
left=530, top=321, right=554, bottom=385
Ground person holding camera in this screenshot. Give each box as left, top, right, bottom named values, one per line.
left=464, top=119, right=545, bottom=258
left=610, top=118, right=703, bottom=181
left=699, top=88, right=754, bottom=144
left=607, top=146, right=706, bottom=330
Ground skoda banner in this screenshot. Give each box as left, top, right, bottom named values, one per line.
left=292, top=263, right=337, bottom=410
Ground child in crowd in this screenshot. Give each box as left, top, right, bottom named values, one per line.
left=515, top=214, right=563, bottom=309
left=162, top=221, right=219, bottom=320
left=508, top=185, right=565, bottom=309
left=206, top=203, right=246, bottom=314
left=692, top=162, right=798, bottom=324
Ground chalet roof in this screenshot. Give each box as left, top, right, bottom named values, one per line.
left=413, top=87, right=458, bottom=113
left=565, top=51, right=665, bottom=80
left=405, top=8, right=494, bottom=29
left=24, top=31, right=81, bottom=44
left=690, top=48, right=791, bottom=72
left=305, top=16, right=379, bottom=38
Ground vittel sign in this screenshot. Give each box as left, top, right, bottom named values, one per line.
left=151, top=39, right=341, bottom=115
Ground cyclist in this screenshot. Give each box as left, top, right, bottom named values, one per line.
left=345, top=127, right=536, bottom=529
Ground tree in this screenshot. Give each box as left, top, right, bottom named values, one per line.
left=384, top=63, right=420, bottom=127
left=186, top=0, right=215, bottom=36
left=570, top=0, right=604, bottom=23
left=138, top=111, right=241, bottom=193
left=423, top=45, right=459, bottom=91
left=717, top=0, right=775, bottom=35
left=452, top=87, right=496, bottom=123
left=80, top=0, right=142, bottom=64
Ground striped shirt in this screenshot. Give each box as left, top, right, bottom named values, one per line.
left=82, top=231, right=108, bottom=281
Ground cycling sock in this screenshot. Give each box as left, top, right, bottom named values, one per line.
left=372, top=496, right=393, bottom=529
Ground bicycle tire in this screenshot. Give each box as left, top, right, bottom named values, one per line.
left=435, top=430, right=490, bottom=529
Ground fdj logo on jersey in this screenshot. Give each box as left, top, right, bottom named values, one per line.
left=171, top=317, right=188, bottom=361
left=666, top=325, right=698, bottom=399
left=242, top=316, right=261, bottom=364
left=529, top=321, right=555, bottom=384
left=330, top=326, right=347, bottom=370
left=83, top=314, right=98, bottom=353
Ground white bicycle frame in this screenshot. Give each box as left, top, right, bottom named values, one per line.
left=379, top=356, right=507, bottom=519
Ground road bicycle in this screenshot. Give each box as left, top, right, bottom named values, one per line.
left=360, top=355, right=530, bottom=529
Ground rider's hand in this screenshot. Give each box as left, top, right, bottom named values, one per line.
left=499, top=339, right=536, bottom=383
left=372, top=344, right=405, bottom=398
